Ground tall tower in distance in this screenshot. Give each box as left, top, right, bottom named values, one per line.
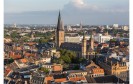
left=56, top=11, right=64, bottom=48
left=80, top=21, right=82, bottom=30
left=82, top=32, right=87, bottom=58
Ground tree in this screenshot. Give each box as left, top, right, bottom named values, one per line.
left=39, top=38, right=48, bottom=43
left=21, top=37, right=30, bottom=42
left=60, top=49, right=67, bottom=55
left=63, top=63, right=69, bottom=70
left=4, top=31, right=10, bottom=38
left=67, top=50, right=76, bottom=59
left=110, top=39, right=116, bottom=42
left=73, top=57, right=87, bottom=64
left=119, top=33, right=123, bottom=37
left=73, top=65, right=80, bottom=70
left=8, top=58, right=14, bottom=64
left=112, top=29, right=118, bottom=36
left=12, top=38, right=19, bottom=43
left=60, top=55, right=71, bottom=63
left=59, top=49, right=77, bottom=64
left=58, top=58, right=64, bottom=64
left=52, top=59, right=57, bottom=63
left=43, top=68, right=49, bottom=74
left=39, top=67, right=49, bottom=74
left=10, top=31, right=20, bottom=38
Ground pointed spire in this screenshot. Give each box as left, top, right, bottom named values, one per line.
left=57, top=10, right=64, bottom=31
left=58, top=10, right=61, bottom=21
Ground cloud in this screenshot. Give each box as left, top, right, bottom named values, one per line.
left=72, top=0, right=85, bottom=5
left=60, top=0, right=129, bottom=25
left=71, top=0, right=87, bottom=8
left=4, top=0, right=129, bottom=25
left=63, top=0, right=98, bottom=11
left=63, top=0, right=128, bottom=13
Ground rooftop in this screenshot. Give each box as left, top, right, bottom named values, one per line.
left=93, top=75, right=125, bottom=83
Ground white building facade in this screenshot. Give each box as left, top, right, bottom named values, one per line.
left=94, top=34, right=113, bottom=43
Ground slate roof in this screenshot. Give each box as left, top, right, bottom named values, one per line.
left=60, top=42, right=82, bottom=51
left=36, top=43, right=53, bottom=51
left=93, top=75, right=125, bottom=83
left=97, top=56, right=120, bottom=66
left=4, top=79, right=9, bottom=84
left=32, top=75, right=44, bottom=82
left=15, top=65, right=39, bottom=72
left=53, top=74, right=68, bottom=79
left=9, top=62, right=19, bottom=70
left=8, top=80, right=16, bottom=84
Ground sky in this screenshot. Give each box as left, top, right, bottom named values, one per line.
left=4, top=0, right=129, bottom=25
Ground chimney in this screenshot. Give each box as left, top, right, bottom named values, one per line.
left=105, top=57, right=108, bottom=63
left=117, top=61, right=119, bottom=66
left=111, top=61, right=112, bottom=66
left=120, top=57, right=126, bottom=62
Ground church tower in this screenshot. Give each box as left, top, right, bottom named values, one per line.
left=56, top=11, right=64, bottom=48
left=90, top=33, right=94, bottom=50
left=82, top=32, right=87, bottom=58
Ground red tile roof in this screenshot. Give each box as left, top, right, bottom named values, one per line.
left=92, top=68, right=104, bottom=74
left=9, top=52, right=21, bottom=59
left=102, top=43, right=109, bottom=47
left=24, top=53, right=36, bottom=57
left=69, top=77, right=86, bottom=82
left=16, top=47, right=22, bottom=50
left=26, top=42, right=36, bottom=46
left=45, top=76, right=53, bottom=84
left=54, top=78, right=67, bottom=83
left=52, top=65, right=63, bottom=72
left=20, top=58, right=27, bottom=63
left=4, top=68, right=12, bottom=76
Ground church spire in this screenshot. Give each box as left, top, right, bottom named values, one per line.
left=57, top=11, right=64, bottom=31
left=56, top=11, right=65, bottom=48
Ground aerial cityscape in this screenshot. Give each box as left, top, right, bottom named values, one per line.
left=4, top=0, right=129, bottom=84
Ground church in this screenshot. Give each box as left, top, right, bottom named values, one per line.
left=55, top=11, right=95, bottom=61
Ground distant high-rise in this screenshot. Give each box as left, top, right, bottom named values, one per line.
left=13, top=23, right=16, bottom=28
left=113, top=24, right=119, bottom=28
left=56, top=11, right=65, bottom=48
